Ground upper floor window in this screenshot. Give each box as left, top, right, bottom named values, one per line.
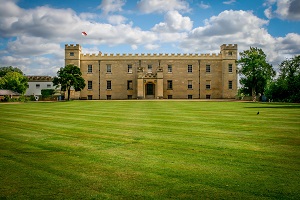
left=88, top=81, right=92, bottom=90
left=206, top=65, right=211, bottom=73
left=188, top=65, right=192, bottom=73
left=36, top=84, right=40, bottom=89
left=228, top=64, right=233, bottom=73
left=47, top=84, right=51, bottom=88
left=188, top=80, right=192, bottom=89
left=168, top=65, right=172, bottom=73
left=148, top=65, right=152, bottom=73
left=167, top=80, right=173, bottom=90
left=128, top=65, right=132, bottom=73
left=70, top=52, right=74, bottom=56
left=106, top=64, right=111, bottom=73
left=88, top=65, right=93, bottom=73
left=228, top=51, right=233, bottom=56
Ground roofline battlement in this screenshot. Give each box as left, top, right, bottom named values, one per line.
left=65, top=44, right=81, bottom=50
left=221, top=44, right=238, bottom=50
left=80, top=52, right=221, bottom=59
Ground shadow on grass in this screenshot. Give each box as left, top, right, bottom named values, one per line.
left=242, top=102, right=300, bottom=109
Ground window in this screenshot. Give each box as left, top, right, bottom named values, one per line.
left=107, top=95, right=111, bottom=100
left=88, top=81, right=92, bottom=90
left=228, top=81, right=233, bottom=89
left=206, top=65, right=211, bottom=73
left=167, top=80, right=173, bottom=90
left=70, top=52, right=74, bottom=56
left=128, top=95, right=132, bottom=99
left=36, top=84, right=40, bottom=89
left=188, top=65, right=192, bottom=73
left=128, top=65, right=132, bottom=73
left=106, top=64, right=111, bottom=73
left=107, top=80, right=111, bottom=90
left=88, top=65, right=93, bottom=73
left=168, top=65, right=172, bottom=73
left=228, top=64, right=233, bottom=73
left=127, top=80, right=133, bottom=90
left=188, top=95, right=193, bottom=99
left=148, top=65, right=152, bottom=73
left=206, top=80, right=211, bottom=90
left=47, top=84, right=51, bottom=88
left=228, top=51, right=233, bottom=56
left=88, top=95, right=93, bottom=100
left=206, top=95, right=211, bottom=99
left=168, top=95, right=172, bottom=99
left=188, top=80, right=192, bottom=89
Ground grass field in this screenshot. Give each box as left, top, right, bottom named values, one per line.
left=0, top=100, right=299, bottom=199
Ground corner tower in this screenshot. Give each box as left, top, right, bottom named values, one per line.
left=221, top=44, right=238, bottom=99
left=65, top=44, right=81, bottom=68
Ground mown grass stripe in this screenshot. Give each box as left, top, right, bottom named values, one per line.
left=1, top=101, right=299, bottom=199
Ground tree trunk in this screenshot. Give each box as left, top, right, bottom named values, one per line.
left=67, top=88, right=71, bottom=101
left=252, top=87, right=256, bottom=102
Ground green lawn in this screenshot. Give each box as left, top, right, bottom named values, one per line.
left=0, top=101, right=299, bottom=199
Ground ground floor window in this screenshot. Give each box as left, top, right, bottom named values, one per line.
left=206, top=95, right=211, bottom=99
left=228, top=80, right=233, bottom=89
left=88, top=95, right=92, bottom=100
left=128, top=95, right=132, bottom=99
left=188, top=95, right=193, bottom=99
left=107, top=95, right=111, bottom=100
left=168, top=95, right=172, bottom=99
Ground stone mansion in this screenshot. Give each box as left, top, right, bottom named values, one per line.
left=65, top=44, right=238, bottom=100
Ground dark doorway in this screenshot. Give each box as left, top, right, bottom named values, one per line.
left=146, top=83, right=154, bottom=95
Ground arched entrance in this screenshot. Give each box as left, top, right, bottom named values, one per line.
left=145, top=82, right=155, bottom=99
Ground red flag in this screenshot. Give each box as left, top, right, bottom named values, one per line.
left=82, top=31, right=87, bottom=36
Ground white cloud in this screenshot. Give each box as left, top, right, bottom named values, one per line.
left=264, top=6, right=273, bottom=19
left=144, top=43, right=160, bottom=50
left=198, top=1, right=210, bottom=9
left=131, top=44, right=138, bottom=50
left=137, top=0, right=190, bottom=13
left=152, top=11, right=193, bottom=32
left=107, top=15, right=127, bottom=24
left=180, top=10, right=295, bottom=67
left=264, top=0, right=300, bottom=20
left=97, top=0, right=126, bottom=15
left=223, top=0, right=236, bottom=5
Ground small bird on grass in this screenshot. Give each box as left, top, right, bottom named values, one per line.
left=257, top=111, right=259, bottom=115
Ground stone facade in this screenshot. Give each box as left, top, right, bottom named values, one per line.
left=65, top=44, right=238, bottom=100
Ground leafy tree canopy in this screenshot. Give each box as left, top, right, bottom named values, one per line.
left=0, top=71, right=28, bottom=94
left=266, top=55, right=300, bottom=102
left=0, top=66, right=24, bottom=77
left=53, top=64, right=85, bottom=100
left=237, top=47, right=275, bottom=98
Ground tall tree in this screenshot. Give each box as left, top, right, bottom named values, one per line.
left=237, top=47, right=275, bottom=100
left=266, top=55, right=300, bottom=102
left=0, top=66, right=24, bottom=77
left=0, top=71, right=28, bottom=94
left=53, top=64, right=86, bottom=101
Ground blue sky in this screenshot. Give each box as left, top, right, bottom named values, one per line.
left=0, top=0, right=299, bottom=76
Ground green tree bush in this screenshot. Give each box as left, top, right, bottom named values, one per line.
left=237, top=47, right=275, bottom=100
left=53, top=64, right=85, bottom=101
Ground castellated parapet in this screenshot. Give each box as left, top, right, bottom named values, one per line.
left=80, top=52, right=222, bottom=60
left=64, top=43, right=238, bottom=100
left=221, top=44, right=238, bottom=50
